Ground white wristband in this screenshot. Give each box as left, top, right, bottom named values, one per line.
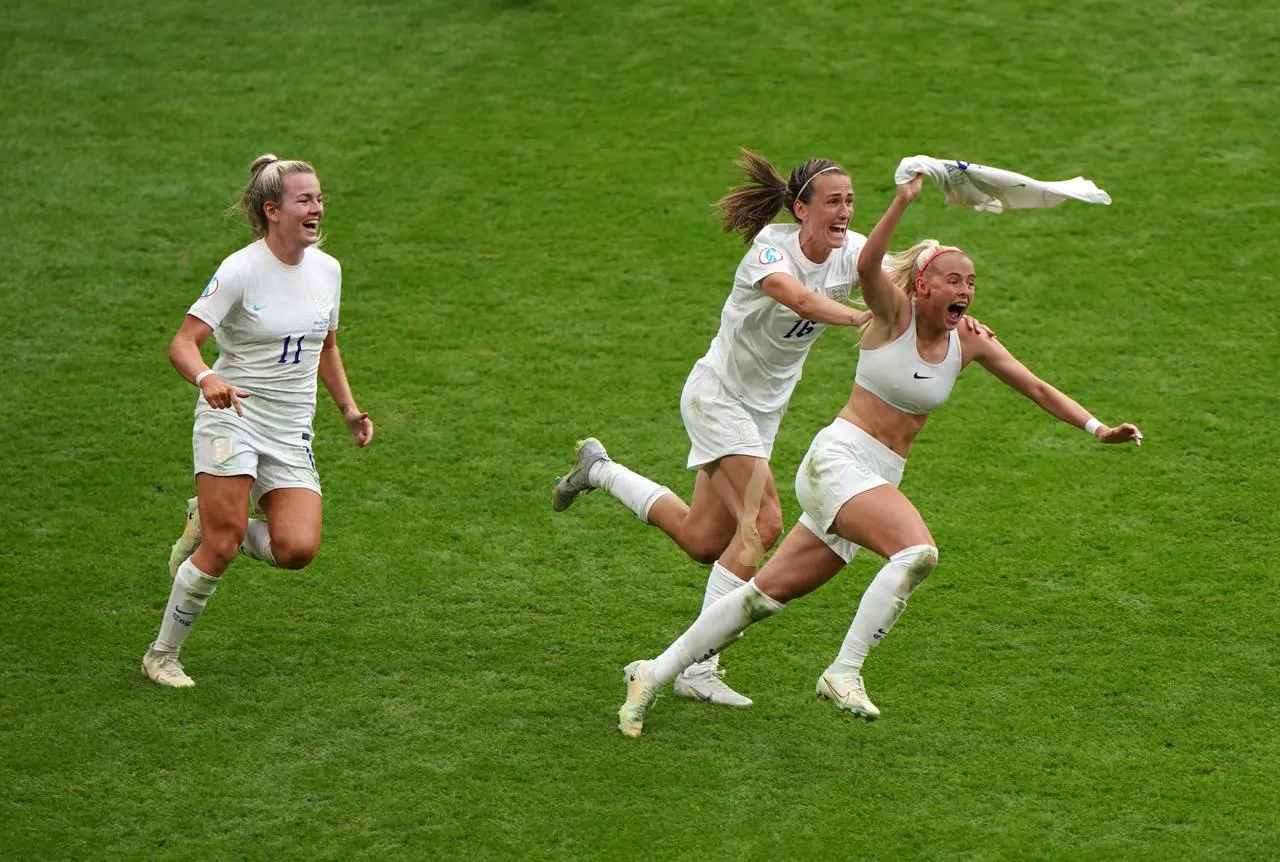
left=195, top=370, right=216, bottom=386
left=1084, top=418, right=1103, bottom=436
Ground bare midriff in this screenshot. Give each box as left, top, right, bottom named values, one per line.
left=837, top=385, right=929, bottom=458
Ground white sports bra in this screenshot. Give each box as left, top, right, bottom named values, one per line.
left=854, top=304, right=962, bottom=415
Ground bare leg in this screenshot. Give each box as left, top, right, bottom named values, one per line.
left=254, top=488, right=323, bottom=570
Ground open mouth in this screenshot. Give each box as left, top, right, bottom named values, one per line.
left=828, top=222, right=847, bottom=241
left=946, top=300, right=968, bottom=324
left=303, top=220, right=320, bottom=232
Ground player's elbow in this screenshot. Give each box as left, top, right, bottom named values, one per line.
left=787, top=292, right=815, bottom=318
left=167, top=332, right=192, bottom=366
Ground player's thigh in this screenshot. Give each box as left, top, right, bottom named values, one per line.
left=682, top=467, right=737, bottom=537
left=705, top=454, right=780, bottom=523
left=258, top=488, right=323, bottom=557
left=753, top=520, right=847, bottom=604
left=195, top=473, right=254, bottom=539
left=831, top=485, right=934, bottom=560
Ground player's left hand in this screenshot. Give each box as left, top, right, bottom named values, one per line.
left=344, top=407, right=374, bottom=447
left=1096, top=422, right=1143, bottom=446
left=963, top=316, right=998, bottom=340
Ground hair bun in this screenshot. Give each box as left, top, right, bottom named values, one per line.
left=249, top=154, right=280, bottom=176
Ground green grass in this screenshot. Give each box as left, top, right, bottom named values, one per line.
left=2, top=0, right=1279, bottom=858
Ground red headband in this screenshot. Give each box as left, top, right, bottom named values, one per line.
left=916, top=247, right=965, bottom=279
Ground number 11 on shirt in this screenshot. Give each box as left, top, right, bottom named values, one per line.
left=278, top=335, right=305, bottom=364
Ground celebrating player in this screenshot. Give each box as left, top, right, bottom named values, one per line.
left=616, top=172, right=1142, bottom=737
left=555, top=150, right=994, bottom=706
left=552, top=149, right=871, bottom=706
left=141, top=154, right=373, bottom=688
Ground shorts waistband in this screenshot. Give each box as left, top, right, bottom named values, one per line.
left=830, top=417, right=907, bottom=468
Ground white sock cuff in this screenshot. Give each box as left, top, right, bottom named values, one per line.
left=745, top=579, right=785, bottom=616
left=639, top=486, right=673, bottom=524
left=176, top=559, right=219, bottom=597
left=890, top=544, right=939, bottom=565
left=709, top=562, right=746, bottom=596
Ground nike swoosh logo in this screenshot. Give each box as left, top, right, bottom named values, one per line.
left=173, top=607, right=197, bottom=616
left=252, top=304, right=265, bottom=311
left=913, top=372, right=934, bottom=379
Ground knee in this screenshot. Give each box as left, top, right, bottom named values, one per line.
left=202, top=527, right=246, bottom=567
left=752, top=500, right=783, bottom=552
left=271, top=537, right=320, bottom=570
left=892, top=544, right=939, bottom=590
left=683, top=536, right=729, bottom=566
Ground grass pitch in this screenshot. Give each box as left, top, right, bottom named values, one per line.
left=2, top=0, right=1278, bottom=858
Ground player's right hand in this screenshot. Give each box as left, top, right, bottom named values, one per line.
left=198, top=374, right=251, bottom=416
left=896, top=173, right=924, bottom=203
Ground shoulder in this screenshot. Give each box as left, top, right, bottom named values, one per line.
left=752, top=223, right=800, bottom=249
left=743, top=224, right=798, bottom=267
left=838, top=231, right=869, bottom=269
left=218, top=241, right=262, bottom=273
left=304, top=246, right=342, bottom=274
left=842, top=230, right=869, bottom=255
left=955, top=318, right=995, bottom=365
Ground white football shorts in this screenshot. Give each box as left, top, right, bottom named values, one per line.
left=794, top=417, right=906, bottom=563
left=192, top=406, right=321, bottom=506
left=680, top=363, right=784, bottom=470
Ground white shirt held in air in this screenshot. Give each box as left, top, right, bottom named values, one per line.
left=187, top=239, right=342, bottom=435
left=699, top=223, right=867, bottom=413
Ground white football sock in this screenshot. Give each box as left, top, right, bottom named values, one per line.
left=648, top=579, right=783, bottom=686
left=588, top=460, right=672, bottom=524
left=679, top=562, right=748, bottom=678
left=154, top=559, right=220, bottom=653
left=238, top=519, right=277, bottom=566
left=827, top=545, right=938, bottom=676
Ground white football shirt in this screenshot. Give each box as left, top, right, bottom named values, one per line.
left=698, top=223, right=866, bottom=413
left=188, top=239, right=342, bottom=434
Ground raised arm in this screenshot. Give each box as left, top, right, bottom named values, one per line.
left=856, top=175, right=923, bottom=324
left=965, top=329, right=1143, bottom=445
left=759, top=273, right=869, bottom=327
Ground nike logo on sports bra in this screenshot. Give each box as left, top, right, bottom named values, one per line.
left=913, top=372, right=934, bottom=380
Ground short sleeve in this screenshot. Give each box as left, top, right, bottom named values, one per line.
left=328, top=263, right=342, bottom=331
left=739, top=239, right=793, bottom=288
left=187, top=262, right=244, bottom=329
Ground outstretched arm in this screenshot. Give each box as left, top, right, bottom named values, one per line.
left=856, top=175, right=922, bottom=324
left=967, top=331, right=1143, bottom=445
left=759, top=273, right=869, bottom=326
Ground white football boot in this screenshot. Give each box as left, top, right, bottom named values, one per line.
left=617, top=660, right=660, bottom=738
left=552, top=438, right=610, bottom=512
left=816, top=671, right=880, bottom=720
left=167, top=497, right=202, bottom=579
left=673, top=661, right=753, bottom=707
left=141, top=644, right=195, bottom=688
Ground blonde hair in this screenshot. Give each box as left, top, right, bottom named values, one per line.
left=234, top=154, right=317, bottom=238
left=858, top=239, right=965, bottom=338
left=716, top=148, right=850, bottom=244
left=887, top=239, right=967, bottom=300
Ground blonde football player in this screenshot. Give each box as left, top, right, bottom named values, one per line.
left=616, top=173, right=1143, bottom=736
left=556, top=149, right=876, bottom=706
left=142, top=155, right=373, bottom=688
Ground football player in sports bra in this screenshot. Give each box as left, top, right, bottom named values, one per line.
left=553, top=150, right=873, bottom=707
left=141, top=155, right=373, bottom=689
left=616, top=173, right=1143, bottom=737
